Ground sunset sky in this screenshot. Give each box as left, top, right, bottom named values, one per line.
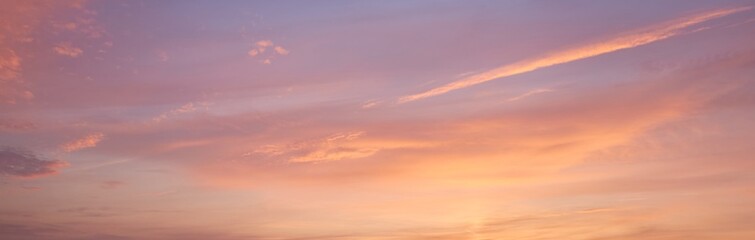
left=2, top=0, right=755, bottom=239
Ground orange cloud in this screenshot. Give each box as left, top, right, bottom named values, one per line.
left=61, top=132, right=105, bottom=153
left=398, top=7, right=751, bottom=103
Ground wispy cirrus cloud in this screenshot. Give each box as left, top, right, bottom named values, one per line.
left=152, top=102, right=205, bottom=123
left=506, top=88, right=554, bottom=102
left=244, top=131, right=379, bottom=163
left=398, top=7, right=751, bottom=103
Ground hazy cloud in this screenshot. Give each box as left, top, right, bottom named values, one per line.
left=0, top=223, right=60, bottom=239
left=0, top=48, right=33, bottom=104
left=157, top=50, right=169, bottom=62
left=506, top=88, right=554, bottom=102
left=0, top=48, right=21, bottom=80
left=0, top=118, right=35, bottom=131
left=0, top=147, right=68, bottom=178
left=100, top=180, right=124, bottom=189
left=53, top=42, right=83, bottom=57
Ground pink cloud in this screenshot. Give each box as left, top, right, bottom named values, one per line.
left=53, top=42, right=83, bottom=57
left=273, top=46, right=289, bottom=55
left=0, top=49, right=21, bottom=80
left=60, top=133, right=105, bottom=153
left=255, top=40, right=274, bottom=48
left=247, top=48, right=259, bottom=57
left=248, top=40, right=290, bottom=63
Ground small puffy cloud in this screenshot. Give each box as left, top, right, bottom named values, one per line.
left=60, top=132, right=105, bottom=152
left=53, top=42, right=83, bottom=57
left=273, top=46, right=289, bottom=55
left=247, top=49, right=259, bottom=57
left=255, top=40, right=274, bottom=48
left=0, top=147, right=68, bottom=178
left=247, top=40, right=289, bottom=63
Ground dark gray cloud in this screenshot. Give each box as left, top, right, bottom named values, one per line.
left=0, top=223, right=60, bottom=240
left=0, top=118, right=35, bottom=131
left=0, top=222, right=131, bottom=240
left=0, top=147, right=67, bottom=178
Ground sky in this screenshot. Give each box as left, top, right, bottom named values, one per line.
left=2, top=0, right=755, bottom=239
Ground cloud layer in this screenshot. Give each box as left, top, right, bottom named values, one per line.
left=1, top=1, right=754, bottom=240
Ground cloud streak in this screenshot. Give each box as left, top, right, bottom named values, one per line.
left=243, top=131, right=379, bottom=163
left=60, top=133, right=105, bottom=153
left=398, top=7, right=751, bottom=103
left=506, top=88, right=554, bottom=102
